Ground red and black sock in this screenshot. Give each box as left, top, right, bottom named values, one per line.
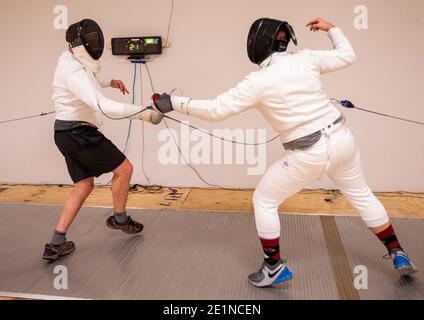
left=260, top=238, right=281, bottom=265
left=376, top=225, right=403, bottom=253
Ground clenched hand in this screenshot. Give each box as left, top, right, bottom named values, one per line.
left=306, top=18, right=336, bottom=32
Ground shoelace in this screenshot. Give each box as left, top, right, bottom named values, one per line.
left=127, top=217, right=142, bottom=231
left=383, top=251, right=409, bottom=260
left=262, top=259, right=288, bottom=270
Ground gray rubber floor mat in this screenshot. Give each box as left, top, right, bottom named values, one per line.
left=336, top=216, right=424, bottom=300
left=0, top=204, right=422, bottom=300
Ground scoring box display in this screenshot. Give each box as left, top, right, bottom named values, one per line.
left=111, top=36, right=163, bottom=57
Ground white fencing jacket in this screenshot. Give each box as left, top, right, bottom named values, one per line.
left=52, top=50, right=143, bottom=128
left=171, top=27, right=356, bottom=143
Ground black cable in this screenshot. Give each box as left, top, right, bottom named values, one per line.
left=0, top=183, right=69, bottom=187
left=164, top=114, right=280, bottom=146
left=0, top=103, right=148, bottom=124
left=139, top=63, right=152, bottom=184
left=332, top=99, right=424, bottom=127
left=144, top=63, right=156, bottom=92
left=162, top=116, right=227, bottom=189
left=129, top=184, right=163, bottom=194
left=0, top=111, right=55, bottom=124
left=355, top=107, right=424, bottom=126
left=96, top=103, right=149, bottom=121
left=142, top=0, right=174, bottom=63
left=163, top=0, right=175, bottom=47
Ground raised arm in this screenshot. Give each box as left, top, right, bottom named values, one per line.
left=306, top=18, right=356, bottom=74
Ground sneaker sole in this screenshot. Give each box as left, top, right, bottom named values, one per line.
left=248, top=271, right=293, bottom=288
left=248, top=279, right=273, bottom=288
left=273, top=273, right=294, bottom=285
left=397, top=265, right=418, bottom=277
left=248, top=276, right=293, bottom=288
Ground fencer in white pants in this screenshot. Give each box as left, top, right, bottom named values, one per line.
left=153, top=18, right=417, bottom=286
left=254, top=121, right=389, bottom=239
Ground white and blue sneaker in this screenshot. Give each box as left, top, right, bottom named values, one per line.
left=390, top=249, right=418, bottom=277
left=248, top=260, right=293, bottom=288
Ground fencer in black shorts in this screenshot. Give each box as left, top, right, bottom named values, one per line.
left=44, top=19, right=163, bottom=261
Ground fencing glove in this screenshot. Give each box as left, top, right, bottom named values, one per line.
left=152, top=93, right=174, bottom=114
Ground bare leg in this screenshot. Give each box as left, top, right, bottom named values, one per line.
left=55, top=177, right=94, bottom=233
left=106, top=159, right=143, bottom=234
left=111, top=159, right=133, bottom=213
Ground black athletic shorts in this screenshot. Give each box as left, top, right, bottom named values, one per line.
left=54, top=126, right=126, bottom=184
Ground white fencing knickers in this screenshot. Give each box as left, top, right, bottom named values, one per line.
left=253, top=122, right=390, bottom=240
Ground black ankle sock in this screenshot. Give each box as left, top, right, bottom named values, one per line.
left=51, top=230, right=66, bottom=246
left=114, top=211, right=129, bottom=224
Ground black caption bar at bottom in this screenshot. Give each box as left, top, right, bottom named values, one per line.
left=161, top=303, right=263, bottom=318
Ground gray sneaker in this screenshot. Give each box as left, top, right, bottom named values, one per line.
left=248, top=260, right=293, bottom=288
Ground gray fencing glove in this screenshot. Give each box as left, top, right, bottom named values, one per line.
left=152, top=93, right=174, bottom=114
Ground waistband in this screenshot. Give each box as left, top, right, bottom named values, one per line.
left=283, top=115, right=345, bottom=151
left=54, top=120, right=97, bottom=132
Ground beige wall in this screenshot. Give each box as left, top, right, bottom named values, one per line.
left=0, top=0, right=423, bottom=191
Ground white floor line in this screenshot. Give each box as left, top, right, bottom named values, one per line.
left=0, top=291, right=90, bottom=300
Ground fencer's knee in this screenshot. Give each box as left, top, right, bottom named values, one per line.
left=253, top=190, right=281, bottom=239
left=115, top=159, right=133, bottom=178
left=75, top=178, right=94, bottom=197
left=253, top=189, right=264, bottom=208
left=351, top=193, right=390, bottom=228
left=253, top=190, right=278, bottom=214
left=126, top=161, right=134, bottom=177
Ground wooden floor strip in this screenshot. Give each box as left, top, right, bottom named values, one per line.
left=0, top=186, right=423, bottom=219
left=320, top=216, right=361, bottom=300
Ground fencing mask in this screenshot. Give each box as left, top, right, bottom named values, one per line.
left=66, top=19, right=104, bottom=73
left=247, top=18, right=297, bottom=65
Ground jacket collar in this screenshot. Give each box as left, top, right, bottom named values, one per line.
left=259, top=52, right=289, bottom=69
